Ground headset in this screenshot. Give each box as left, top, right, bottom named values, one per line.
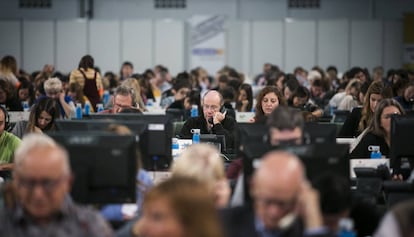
left=0, top=105, right=10, bottom=131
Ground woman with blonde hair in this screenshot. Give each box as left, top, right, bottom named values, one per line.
left=121, top=78, right=146, bottom=111
left=131, top=176, right=224, bottom=237
left=0, top=55, right=19, bottom=87
left=171, top=143, right=230, bottom=208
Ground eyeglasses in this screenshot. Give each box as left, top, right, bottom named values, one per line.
left=202, top=104, right=219, bottom=111
left=17, top=176, right=67, bottom=193
left=255, top=196, right=296, bottom=210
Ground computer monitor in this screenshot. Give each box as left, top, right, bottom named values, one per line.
left=333, top=110, right=351, bottom=123
left=199, top=134, right=226, bottom=153
left=303, top=122, right=337, bottom=144
left=56, top=116, right=173, bottom=171
left=237, top=123, right=268, bottom=147
left=242, top=143, right=350, bottom=203
left=390, top=115, right=414, bottom=175
left=88, top=113, right=170, bottom=123
left=49, top=132, right=137, bottom=204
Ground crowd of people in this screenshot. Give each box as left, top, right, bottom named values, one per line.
left=1, top=53, right=414, bottom=236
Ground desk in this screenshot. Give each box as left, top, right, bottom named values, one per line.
left=147, top=171, right=171, bottom=184
left=349, top=158, right=390, bottom=178
left=8, top=111, right=30, bottom=123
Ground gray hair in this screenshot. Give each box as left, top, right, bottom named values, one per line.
left=14, top=133, right=71, bottom=175
left=114, top=85, right=137, bottom=106
left=43, top=77, right=63, bottom=93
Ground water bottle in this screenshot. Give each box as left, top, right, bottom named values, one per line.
left=84, top=101, right=91, bottom=116
left=338, top=218, right=356, bottom=237
left=96, top=103, right=104, bottom=113
left=22, top=101, right=30, bottom=112
left=191, top=129, right=200, bottom=144
left=103, top=90, right=110, bottom=106
left=172, top=138, right=179, bottom=159
left=191, top=105, right=198, bottom=117
left=368, top=145, right=382, bottom=159
left=75, top=103, right=83, bottom=119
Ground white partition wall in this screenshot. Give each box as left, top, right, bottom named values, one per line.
left=317, top=19, right=349, bottom=73
left=154, top=20, right=185, bottom=75
left=0, top=18, right=404, bottom=76
left=121, top=20, right=153, bottom=73
left=0, top=20, right=21, bottom=66
left=285, top=20, right=317, bottom=73
left=56, top=20, right=88, bottom=73
left=251, top=21, right=284, bottom=75
left=22, top=21, right=54, bottom=73
left=350, top=20, right=383, bottom=70
left=383, top=21, right=403, bottom=70
left=89, top=20, right=121, bottom=73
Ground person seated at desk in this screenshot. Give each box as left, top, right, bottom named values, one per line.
left=227, top=106, right=304, bottom=194
left=0, top=133, right=113, bottom=236
left=350, top=98, right=404, bottom=158
left=288, top=86, right=323, bottom=121
left=0, top=80, right=22, bottom=111
left=129, top=177, right=225, bottom=237
left=41, top=77, right=75, bottom=118
left=171, top=144, right=231, bottom=208
left=179, top=90, right=236, bottom=150
left=221, top=151, right=332, bottom=237
left=339, top=81, right=392, bottom=138
left=0, top=106, right=20, bottom=174
left=251, top=86, right=286, bottom=123
left=11, top=97, right=59, bottom=139
left=100, top=85, right=142, bottom=114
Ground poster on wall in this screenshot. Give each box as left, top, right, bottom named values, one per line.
left=189, top=15, right=227, bottom=76
left=404, top=13, right=414, bottom=70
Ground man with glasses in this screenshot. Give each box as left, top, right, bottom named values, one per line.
left=99, top=85, right=140, bottom=114
left=179, top=90, right=236, bottom=150
left=0, top=133, right=113, bottom=236
left=222, top=151, right=331, bottom=237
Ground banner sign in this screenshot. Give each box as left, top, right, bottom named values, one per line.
left=189, top=15, right=227, bottom=75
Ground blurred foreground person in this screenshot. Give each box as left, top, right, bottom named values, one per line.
left=0, top=133, right=113, bottom=237
left=130, top=176, right=224, bottom=237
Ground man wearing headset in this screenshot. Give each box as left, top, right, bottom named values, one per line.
left=0, top=106, right=21, bottom=172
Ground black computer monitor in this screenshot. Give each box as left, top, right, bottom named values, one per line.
left=242, top=143, right=350, bottom=203
left=88, top=113, right=170, bottom=123
left=49, top=132, right=137, bottom=204
left=390, top=115, right=414, bottom=175
left=303, top=122, right=337, bottom=144
left=199, top=134, right=226, bottom=153
left=237, top=123, right=268, bottom=147
left=56, top=116, right=173, bottom=171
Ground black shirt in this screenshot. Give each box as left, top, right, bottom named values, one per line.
left=338, top=107, right=362, bottom=138
left=179, top=115, right=237, bottom=150
left=350, top=132, right=389, bottom=158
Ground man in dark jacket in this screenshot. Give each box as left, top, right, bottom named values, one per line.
left=179, top=90, right=236, bottom=151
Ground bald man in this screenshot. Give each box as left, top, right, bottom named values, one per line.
left=0, top=133, right=113, bottom=237
left=221, top=151, right=332, bottom=237
left=179, top=90, right=236, bottom=150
